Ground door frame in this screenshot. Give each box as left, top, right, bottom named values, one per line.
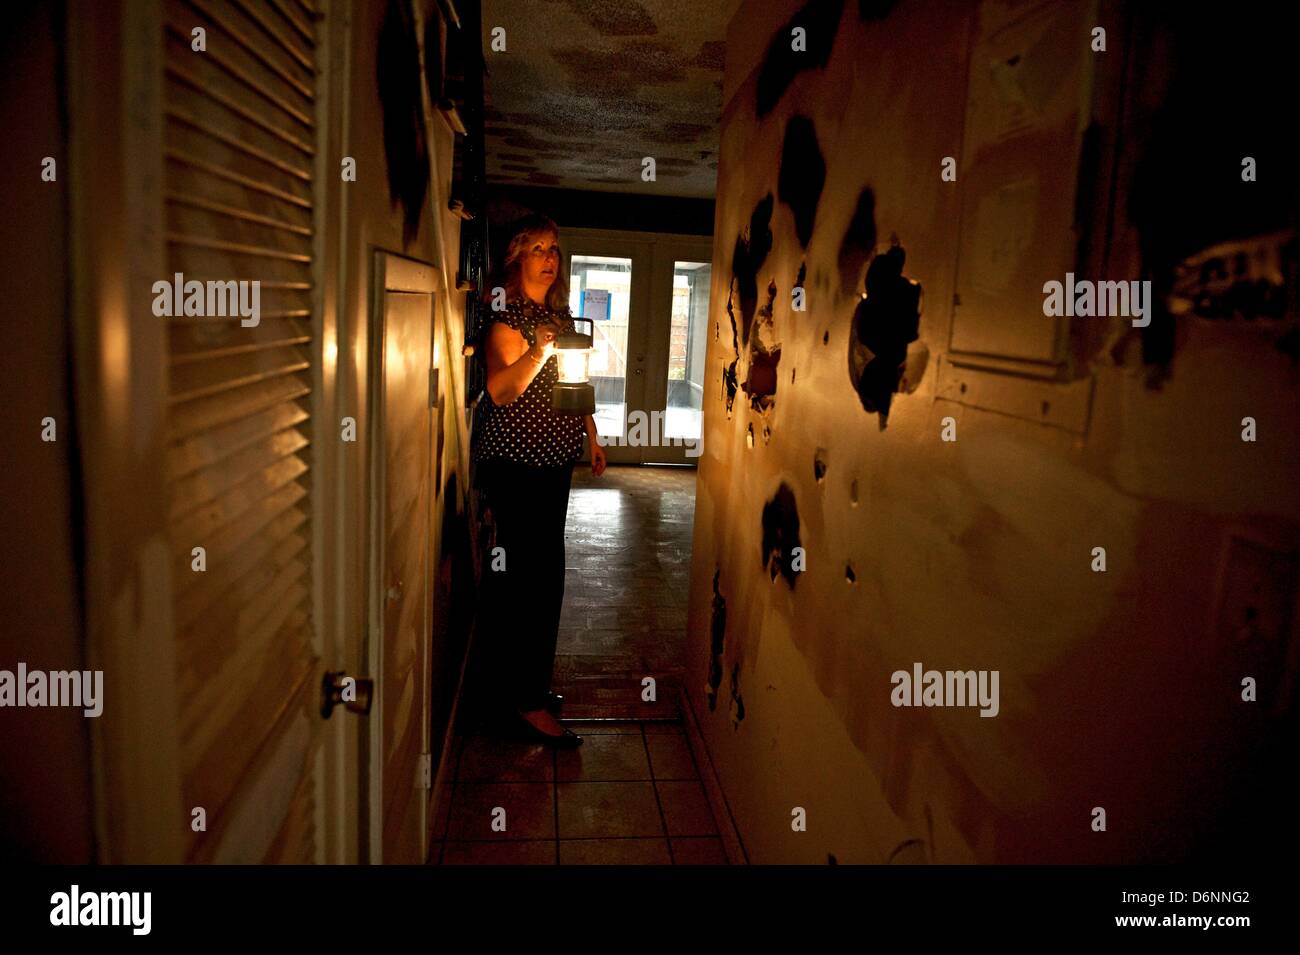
left=365, top=250, right=440, bottom=863
left=562, top=227, right=712, bottom=466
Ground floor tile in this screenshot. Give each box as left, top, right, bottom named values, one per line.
left=671, top=837, right=729, bottom=865
left=642, top=720, right=686, bottom=734
left=556, top=781, right=663, bottom=838
left=446, top=782, right=555, bottom=841
left=442, top=840, right=556, bottom=865
left=456, top=734, right=553, bottom=783
left=656, top=780, right=718, bottom=837
left=646, top=733, right=697, bottom=780
left=556, top=733, right=652, bottom=782
left=559, top=838, right=672, bottom=865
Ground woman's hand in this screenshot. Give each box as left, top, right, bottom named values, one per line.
left=529, top=321, right=559, bottom=364
left=585, top=414, right=606, bottom=476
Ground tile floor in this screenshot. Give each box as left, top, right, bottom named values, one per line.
left=437, top=465, right=726, bottom=863
left=430, top=720, right=727, bottom=865
left=554, top=465, right=697, bottom=719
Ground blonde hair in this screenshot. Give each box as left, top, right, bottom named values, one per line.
left=497, top=213, right=570, bottom=312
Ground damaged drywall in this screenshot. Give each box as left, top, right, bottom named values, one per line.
left=706, top=568, right=727, bottom=711
left=756, top=0, right=843, bottom=118
left=731, top=195, right=775, bottom=347
left=778, top=116, right=826, bottom=249
left=687, top=0, right=1300, bottom=866
left=847, top=241, right=923, bottom=427
left=760, top=482, right=801, bottom=588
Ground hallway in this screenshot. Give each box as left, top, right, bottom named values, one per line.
left=436, top=465, right=729, bottom=864
left=5, top=0, right=1297, bottom=878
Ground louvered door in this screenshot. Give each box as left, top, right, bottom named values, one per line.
left=162, top=0, right=321, bottom=864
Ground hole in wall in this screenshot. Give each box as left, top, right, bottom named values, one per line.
left=823, top=330, right=830, bottom=345
left=845, top=562, right=856, bottom=584
left=814, top=448, right=828, bottom=483
left=723, top=360, right=739, bottom=418
left=762, top=424, right=772, bottom=445
left=743, top=280, right=781, bottom=413
left=778, top=115, right=826, bottom=249
left=848, top=241, right=924, bottom=429
left=725, top=278, right=739, bottom=355
left=761, top=482, right=802, bottom=589
left=746, top=423, right=754, bottom=448
left=850, top=478, right=859, bottom=506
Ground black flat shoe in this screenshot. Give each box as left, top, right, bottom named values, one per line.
left=514, top=714, right=583, bottom=748
left=543, top=692, right=564, bottom=715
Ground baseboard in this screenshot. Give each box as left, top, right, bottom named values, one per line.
left=680, top=683, right=749, bottom=865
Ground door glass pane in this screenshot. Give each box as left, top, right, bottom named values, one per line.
left=568, top=254, right=631, bottom=439
left=665, top=261, right=711, bottom=440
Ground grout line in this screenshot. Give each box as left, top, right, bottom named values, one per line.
left=643, top=722, right=676, bottom=863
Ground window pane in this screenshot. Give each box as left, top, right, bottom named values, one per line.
left=665, top=261, right=710, bottom=440
left=568, top=254, right=632, bottom=439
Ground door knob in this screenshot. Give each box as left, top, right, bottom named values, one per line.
left=321, top=670, right=375, bottom=718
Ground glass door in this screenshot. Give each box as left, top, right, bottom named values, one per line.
left=563, top=230, right=712, bottom=466
left=563, top=233, right=651, bottom=466
left=638, top=236, right=713, bottom=465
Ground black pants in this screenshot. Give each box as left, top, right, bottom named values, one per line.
left=477, top=456, right=575, bottom=711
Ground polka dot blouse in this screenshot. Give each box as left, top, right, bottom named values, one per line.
left=474, top=296, right=586, bottom=467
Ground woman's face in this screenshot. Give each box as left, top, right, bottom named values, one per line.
left=520, top=232, right=560, bottom=291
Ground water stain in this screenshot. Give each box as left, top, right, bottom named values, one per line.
left=729, top=660, right=746, bottom=727
left=838, top=187, right=877, bottom=298
left=778, top=116, right=826, bottom=249
left=732, top=195, right=775, bottom=347
left=756, top=0, right=843, bottom=118
left=761, top=482, right=802, bottom=589
left=707, top=568, right=727, bottom=712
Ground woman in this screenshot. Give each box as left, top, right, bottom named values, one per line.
left=473, top=213, right=607, bottom=748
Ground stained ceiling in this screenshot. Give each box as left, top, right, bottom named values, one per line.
left=479, top=0, right=738, bottom=198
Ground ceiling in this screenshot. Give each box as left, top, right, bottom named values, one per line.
left=479, top=0, right=736, bottom=198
